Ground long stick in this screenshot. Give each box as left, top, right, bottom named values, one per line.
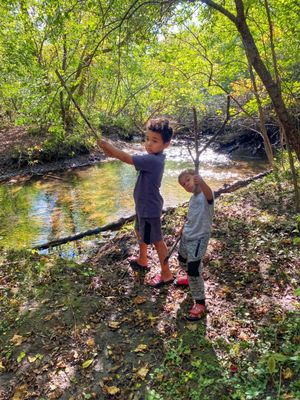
left=55, top=69, right=100, bottom=140
left=164, top=234, right=181, bottom=263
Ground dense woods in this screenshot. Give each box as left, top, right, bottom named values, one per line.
left=0, top=1, right=299, bottom=148
left=0, top=1, right=299, bottom=399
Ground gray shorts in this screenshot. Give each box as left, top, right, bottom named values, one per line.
left=178, top=234, right=210, bottom=264
left=135, top=216, right=163, bottom=245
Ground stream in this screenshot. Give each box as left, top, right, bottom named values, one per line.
left=0, top=144, right=268, bottom=252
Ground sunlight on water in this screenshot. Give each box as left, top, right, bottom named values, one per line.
left=0, top=145, right=268, bottom=249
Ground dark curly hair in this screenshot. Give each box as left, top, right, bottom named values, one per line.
left=147, top=118, right=173, bottom=143
left=178, top=169, right=195, bottom=184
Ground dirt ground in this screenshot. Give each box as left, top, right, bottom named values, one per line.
left=0, top=179, right=299, bottom=399
left=0, top=127, right=299, bottom=399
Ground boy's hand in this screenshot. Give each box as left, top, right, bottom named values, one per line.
left=194, top=175, right=202, bottom=185
left=97, top=138, right=133, bottom=165
left=193, top=174, right=213, bottom=201
left=98, top=139, right=113, bottom=156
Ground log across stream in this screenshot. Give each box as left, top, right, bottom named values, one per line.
left=34, top=170, right=271, bottom=250
left=0, top=146, right=268, bottom=250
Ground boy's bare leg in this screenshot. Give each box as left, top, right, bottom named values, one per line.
left=135, top=230, right=148, bottom=266
left=154, top=240, right=173, bottom=281
left=137, top=242, right=148, bottom=266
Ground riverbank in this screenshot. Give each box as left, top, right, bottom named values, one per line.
left=0, top=125, right=270, bottom=183
left=0, top=172, right=299, bottom=399
left=0, top=127, right=141, bottom=183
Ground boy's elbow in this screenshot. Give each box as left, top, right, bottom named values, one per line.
left=124, top=154, right=133, bottom=164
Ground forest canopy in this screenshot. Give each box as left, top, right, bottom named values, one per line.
left=0, top=0, right=299, bottom=152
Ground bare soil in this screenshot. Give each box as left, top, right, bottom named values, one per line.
left=0, top=179, right=299, bottom=399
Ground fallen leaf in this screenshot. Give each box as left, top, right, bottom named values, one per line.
left=43, top=311, right=60, bottom=321
left=10, top=334, right=24, bottom=346
left=133, top=296, right=147, bottom=305
left=12, top=384, right=28, bottom=400
left=147, top=313, right=158, bottom=327
left=86, top=337, right=95, bottom=347
left=82, top=359, right=93, bottom=369
left=108, top=320, right=121, bottom=330
left=238, top=331, right=249, bottom=341
left=0, top=361, right=5, bottom=372
left=17, top=351, right=26, bottom=363
left=28, top=354, right=43, bottom=363
left=134, top=309, right=145, bottom=319
left=9, top=299, right=19, bottom=308
left=136, top=365, right=149, bottom=380
left=134, top=344, right=148, bottom=353
left=104, top=385, right=120, bottom=395
left=186, top=323, right=197, bottom=331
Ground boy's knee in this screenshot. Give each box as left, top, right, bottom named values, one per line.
left=188, top=260, right=201, bottom=277
left=178, top=253, right=186, bottom=263
left=178, top=253, right=187, bottom=268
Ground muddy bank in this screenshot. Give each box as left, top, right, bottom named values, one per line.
left=0, top=124, right=270, bottom=183
left=0, top=138, right=140, bottom=183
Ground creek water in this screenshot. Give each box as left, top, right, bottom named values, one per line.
left=0, top=144, right=268, bottom=251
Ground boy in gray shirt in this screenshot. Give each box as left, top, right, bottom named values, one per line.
left=98, top=119, right=174, bottom=287
left=176, top=169, right=214, bottom=320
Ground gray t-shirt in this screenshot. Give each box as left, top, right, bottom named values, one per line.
left=132, top=152, right=166, bottom=218
left=183, top=192, right=214, bottom=240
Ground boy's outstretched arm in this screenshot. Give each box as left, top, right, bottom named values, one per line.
left=194, top=175, right=213, bottom=201
left=98, top=139, right=133, bottom=165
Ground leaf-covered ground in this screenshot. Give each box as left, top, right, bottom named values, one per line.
left=0, top=174, right=299, bottom=400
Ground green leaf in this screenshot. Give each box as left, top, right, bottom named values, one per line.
left=267, top=356, right=276, bottom=374
left=82, top=359, right=93, bottom=369
left=17, top=351, right=26, bottom=363
left=294, top=287, right=300, bottom=296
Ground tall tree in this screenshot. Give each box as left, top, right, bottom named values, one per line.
left=185, top=0, right=300, bottom=160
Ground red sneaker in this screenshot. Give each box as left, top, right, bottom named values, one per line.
left=174, top=275, right=189, bottom=286
left=186, top=303, right=206, bottom=321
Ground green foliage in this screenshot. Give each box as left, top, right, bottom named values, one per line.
left=148, top=326, right=229, bottom=399
left=0, top=0, right=298, bottom=143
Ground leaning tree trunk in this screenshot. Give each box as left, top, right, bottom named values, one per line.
left=194, top=0, right=300, bottom=161
left=235, top=9, right=300, bottom=160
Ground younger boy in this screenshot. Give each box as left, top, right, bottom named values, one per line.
left=176, top=169, right=214, bottom=320
left=97, top=119, right=174, bottom=287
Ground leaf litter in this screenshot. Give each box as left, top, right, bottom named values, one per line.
left=0, top=176, right=299, bottom=399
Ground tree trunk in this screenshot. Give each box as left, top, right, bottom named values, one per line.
left=195, top=0, right=300, bottom=161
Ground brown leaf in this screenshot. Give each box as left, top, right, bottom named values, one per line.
left=103, top=385, right=120, bottom=395
left=108, top=321, right=121, bottom=330
left=238, top=331, right=249, bottom=341
left=133, top=344, right=148, bottom=353
left=86, top=337, right=95, bottom=347
left=0, top=361, right=5, bottom=372
left=12, top=385, right=28, bottom=400
left=136, top=365, right=149, bottom=380
left=133, top=296, right=147, bottom=305
left=10, top=334, right=24, bottom=346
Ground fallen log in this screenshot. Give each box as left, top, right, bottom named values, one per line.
left=34, top=215, right=135, bottom=250
left=214, top=169, right=272, bottom=198
left=33, top=169, right=272, bottom=250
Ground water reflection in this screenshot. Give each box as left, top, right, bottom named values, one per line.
left=0, top=145, right=268, bottom=249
